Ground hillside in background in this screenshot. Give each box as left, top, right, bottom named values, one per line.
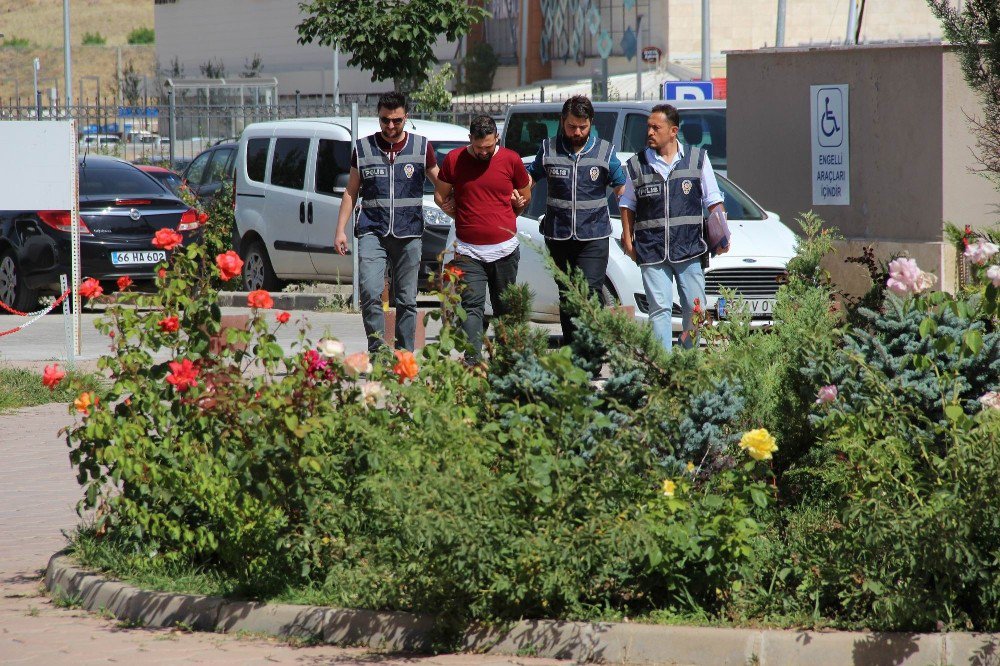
left=0, top=0, right=155, bottom=103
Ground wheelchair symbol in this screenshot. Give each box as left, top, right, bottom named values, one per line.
left=821, top=97, right=840, bottom=137
left=817, top=88, right=844, bottom=147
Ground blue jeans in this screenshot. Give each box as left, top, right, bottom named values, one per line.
left=359, top=233, right=421, bottom=352
left=640, top=256, right=706, bottom=352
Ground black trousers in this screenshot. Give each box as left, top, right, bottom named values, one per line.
left=545, top=237, right=609, bottom=345
left=454, top=247, right=520, bottom=362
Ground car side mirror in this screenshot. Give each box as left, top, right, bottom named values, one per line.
left=332, top=172, right=350, bottom=195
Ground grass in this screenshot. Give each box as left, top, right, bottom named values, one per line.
left=0, top=366, right=104, bottom=413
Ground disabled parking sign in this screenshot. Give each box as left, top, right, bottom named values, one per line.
left=811, top=84, right=850, bottom=205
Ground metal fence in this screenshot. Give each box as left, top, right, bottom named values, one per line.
left=0, top=87, right=661, bottom=170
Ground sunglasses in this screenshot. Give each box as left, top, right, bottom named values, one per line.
left=379, top=116, right=405, bottom=126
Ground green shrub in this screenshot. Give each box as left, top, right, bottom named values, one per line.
left=2, top=36, right=31, bottom=48
left=127, top=27, right=155, bottom=45
left=82, top=32, right=106, bottom=46
left=65, top=237, right=774, bottom=621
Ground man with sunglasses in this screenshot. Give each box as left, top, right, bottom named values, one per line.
left=334, top=91, right=440, bottom=352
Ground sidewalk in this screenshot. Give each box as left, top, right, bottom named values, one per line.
left=0, top=402, right=568, bottom=665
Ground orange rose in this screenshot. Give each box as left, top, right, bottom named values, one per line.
left=152, top=228, right=183, bottom=251
left=215, top=250, right=243, bottom=281
left=74, top=392, right=97, bottom=414
left=392, top=349, right=419, bottom=383
left=247, top=290, right=274, bottom=309
left=116, top=276, right=133, bottom=291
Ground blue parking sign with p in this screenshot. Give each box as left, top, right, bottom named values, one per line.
left=663, top=81, right=714, bottom=101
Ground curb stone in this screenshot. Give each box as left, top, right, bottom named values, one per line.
left=44, top=553, right=995, bottom=664
left=218, top=291, right=329, bottom=311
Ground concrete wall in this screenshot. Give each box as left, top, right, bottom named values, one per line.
left=669, top=0, right=941, bottom=66
left=154, top=0, right=459, bottom=97
left=727, top=43, right=1000, bottom=292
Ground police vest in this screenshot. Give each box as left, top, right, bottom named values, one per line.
left=541, top=136, right=613, bottom=240
left=625, top=146, right=708, bottom=265
left=355, top=133, right=427, bottom=238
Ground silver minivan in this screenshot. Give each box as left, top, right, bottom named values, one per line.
left=501, top=99, right=727, bottom=173
left=233, top=117, right=470, bottom=291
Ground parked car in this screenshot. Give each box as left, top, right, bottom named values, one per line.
left=182, top=142, right=237, bottom=205
left=135, top=164, right=185, bottom=197
left=502, top=100, right=728, bottom=173
left=0, top=156, right=206, bottom=312
left=233, top=117, right=468, bottom=292
left=442, top=166, right=796, bottom=332
left=78, top=133, right=122, bottom=151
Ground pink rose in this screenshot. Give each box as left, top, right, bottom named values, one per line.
left=987, top=265, right=1000, bottom=288
left=979, top=392, right=1000, bottom=411
left=964, top=240, right=999, bottom=266
left=343, top=352, right=372, bottom=377
left=816, top=385, right=838, bottom=404
left=886, top=257, right=936, bottom=296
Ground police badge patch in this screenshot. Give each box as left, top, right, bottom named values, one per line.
left=403, top=164, right=415, bottom=179
left=682, top=179, right=693, bottom=195
left=590, top=166, right=600, bottom=181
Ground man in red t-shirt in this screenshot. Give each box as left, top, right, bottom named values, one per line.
left=435, top=115, right=531, bottom=362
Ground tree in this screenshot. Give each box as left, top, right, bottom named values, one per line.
left=411, top=63, right=454, bottom=114
left=200, top=59, right=226, bottom=79
left=296, top=0, right=489, bottom=91
left=117, top=59, right=142, bottom=106
left=927, top=0, right=1000, bottom=186
left=242, top=53, right=263, bottom=78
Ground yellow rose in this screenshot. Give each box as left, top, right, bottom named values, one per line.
left=686, top=461, right=696, bottom=473
left=739, top=428, right=778, bottom=461
left=662, top=479, right=676, bottom=497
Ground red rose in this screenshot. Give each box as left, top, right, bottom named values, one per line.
left=165, top=358, right=199, bottom=392
left=158, top=267, right=168, bottom=279
left=443, top=265, right=465, bottom=283
left=42, top=364, right=66, bottom=390
left=247, top=289, right=274, bottom=309
left=392, top=349, right=419, bottom=383
left=276, top=311, right=291, bottom=324
left=158, top=315, right=180, bottom=333
left=117, top=276, right=133, bottom=291
left=152, top=228, right=183, bottom=251
left=79, top=277, right=103, bottom=299
left=215, top=250, right=243, bottom=281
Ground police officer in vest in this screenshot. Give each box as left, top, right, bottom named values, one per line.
left=618, top=103, right=728, bottom=352
left=334, top=92, right=441, bottom=352
left=526, top=95, right=627, bottom=345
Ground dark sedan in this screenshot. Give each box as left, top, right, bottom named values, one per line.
left=0, top=156, right=205, bottom=312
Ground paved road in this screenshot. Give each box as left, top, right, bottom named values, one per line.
left=0, top=402, right=568, bottom=665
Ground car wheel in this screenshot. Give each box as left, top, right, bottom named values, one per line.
left=241, top=240, right=283, bottom=292
left=0, top=250, right=39, bottom=314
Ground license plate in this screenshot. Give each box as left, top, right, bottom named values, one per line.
left=717, top=297, right=776, bottom=318
left=110, top=250, right=167, bottom=266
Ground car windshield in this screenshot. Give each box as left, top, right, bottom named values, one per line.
left=503, top=111, right=619, bottom=158
left=524, top=173, right=765, bottom=221
left=424, top=141, right=467, bottom=194
left=79, top=165, right=171, bottom=198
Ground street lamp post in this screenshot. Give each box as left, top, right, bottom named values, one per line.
left=701, top=0, right=711, bottom=82
left=63, top=0, right=73, bottom=109
left=635, top=14, right=644, bottom=99
left=33, top=58, right=41, bottom=120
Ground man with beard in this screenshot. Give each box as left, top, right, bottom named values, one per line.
left=435, top=115, right=532, bottom=363
left=526, top=95, right=627, bottom=345
left=334, top=91, right=439, bottom=352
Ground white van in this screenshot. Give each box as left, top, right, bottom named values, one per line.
left=234, top=117, right=470, bottom=291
